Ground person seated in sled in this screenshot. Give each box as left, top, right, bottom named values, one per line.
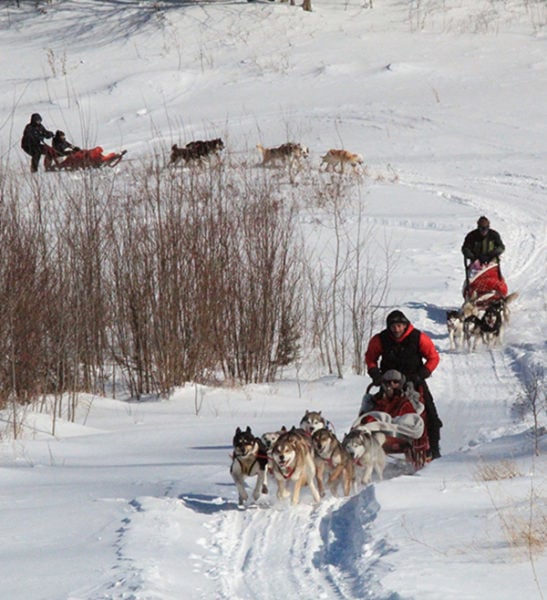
left=365, top=309, right=442, bottom=459
left=359, top=369, right=427, bottom=452
left=20, top=113, right=54, bottom=173
left=461, top=216, right=505, bottom=266
left=52, top=130, right=79, bottom=156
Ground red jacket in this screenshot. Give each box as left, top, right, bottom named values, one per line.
left=365, top=323, right=439, bottom=376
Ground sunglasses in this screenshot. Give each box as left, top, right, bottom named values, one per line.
left=479, top=226, right=489, bottom=233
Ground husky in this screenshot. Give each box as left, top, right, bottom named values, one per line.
left=261, top=428, right=285, bottom=453
left=342, top=428, right=386, bottom=486
left=170, top=137, right=224, bottom=164
left=495, top=292, right=519, bottom=323
left=256, top=142, right=309, bottom=167
left=270, top=428, right=321, bottom=505
left=479, top=303, right=504, bottom=348
left=463, top=314, right=482, bottom=351
left=446, top=309, right=465, bottom=350
left=230, top=426, right=269, bottom=506
left=312, top=428, right=354, bottom=497
left=320, top=148, right=363, bottom=173
left=299, top=410, right=330, bottom=436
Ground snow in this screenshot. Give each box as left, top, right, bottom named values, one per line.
left=1, top=0, right=546, bottom=599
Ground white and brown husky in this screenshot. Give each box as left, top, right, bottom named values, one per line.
left=299, top=410, right=328, bottom=435
left=342, top=428, right=386, bottom=486
left=270, top=427, right=321, bottom=505
left=312, top=428, right=354, bottom=497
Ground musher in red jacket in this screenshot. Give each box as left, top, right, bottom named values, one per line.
left=365, top=309, right=442, bottom=459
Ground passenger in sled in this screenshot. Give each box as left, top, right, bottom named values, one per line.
left=356, top=369, right=430, bottom=469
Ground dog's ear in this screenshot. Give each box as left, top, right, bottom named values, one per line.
left=245, top=425, right=252, bottom=434
left=236, top=426, right=242, bottom=435
left=281, top=425, right=287, bottom=432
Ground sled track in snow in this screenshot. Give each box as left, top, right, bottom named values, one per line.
left=187, top=486, right=391, bottom=600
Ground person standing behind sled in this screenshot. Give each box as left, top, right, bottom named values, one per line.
left=21, top=113, right=54, bottom=172
left=461, top=216, right=505, bottom=266
left=364, top=310, right=443, bottom=459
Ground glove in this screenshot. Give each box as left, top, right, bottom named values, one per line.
left=368, top=367, right=382, bottom=387
left=478, top=254, right=489, bottom=264
left=417, top=366, right=431, bottom=380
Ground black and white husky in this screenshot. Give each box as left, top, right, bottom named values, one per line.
left=230, top=426, right=268, bottom=506
left=446, top=309, right=465, bottom=350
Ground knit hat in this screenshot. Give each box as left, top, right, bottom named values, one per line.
left=477, top=216, right=490, bottom=228
left=386, top=310, right=410, bottom=327
left=382, top=369, right=405, bottom=383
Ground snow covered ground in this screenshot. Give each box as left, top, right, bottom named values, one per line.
left=1, top=1, right=546, bottom=599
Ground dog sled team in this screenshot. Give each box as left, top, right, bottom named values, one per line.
left=231, top=308, right=443, bottom=507
left=446, top=216, right=518, bottom=352
left=22, top=111, right=363, bottom=174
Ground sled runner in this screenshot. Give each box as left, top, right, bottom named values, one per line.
left=463, top=259, right=508, bottom=308
left=44, top=145, right=126, bottom=171
left=353, top=383, right=430, bottom=470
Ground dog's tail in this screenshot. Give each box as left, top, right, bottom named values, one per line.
left=504, top=291, right=519, bottom=304
left=256, top=143, right=265, bottom=156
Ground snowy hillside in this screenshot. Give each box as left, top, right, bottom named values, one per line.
left=0, top=1, right=546, bottom=599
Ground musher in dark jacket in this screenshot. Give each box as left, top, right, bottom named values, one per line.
left=365, top=309, right=443, bottom=459
left=21, top=113, right=54, bottom=172
left=461, top=216, right=505, bottom=266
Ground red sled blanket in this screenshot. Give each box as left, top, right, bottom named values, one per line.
left=463, top=260, right=508, bottom=305
left=46, top=146, right=126, bottom=171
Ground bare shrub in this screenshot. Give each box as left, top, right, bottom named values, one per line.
left=475, top=459, right=521, bottom=481
left=303, top=175, right=391, bottom=377
left=512, top=363, right=546, bottom=456
left=1, top=143, right=388, bottom=411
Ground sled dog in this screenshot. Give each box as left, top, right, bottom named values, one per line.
left=497, top=291, right=519, bottom=323
left=312, top=428, right=354, bottom=497
left=270, top=428, right=321, bottom=505
left=463, top=314, right=483, bottom=351
left=256, top=142, right=309, bottom=167
left=446, top=309, right=465, bottom=350
left=320, top=149, right=363, bottom=172
left=170, top=137, right=224, bottom=164
left=342, top=428, right=386, bottom=486
left=261, top=429, right=284, bottom=453
left=299, top=410, right=328, bottom=435
left=230, top=426, right=269, bottom=506
left=479, top=303, right=504, bottom=348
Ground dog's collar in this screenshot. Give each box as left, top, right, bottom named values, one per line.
left=276, top=461, right=296, bottom=479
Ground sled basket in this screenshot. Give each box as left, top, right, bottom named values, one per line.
left=463, top=260, right=508, bottom=306
left=46, top=146, right=126, bottom=171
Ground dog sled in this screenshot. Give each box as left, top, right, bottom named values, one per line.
left=44, top=145, right=127, bottom=171
left=353, top=383, right=430, bottom=470
left=463, top=259, right=508, bottom=309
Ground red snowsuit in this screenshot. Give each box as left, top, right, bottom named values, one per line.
left=365, top=324, right=439, bottom=378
